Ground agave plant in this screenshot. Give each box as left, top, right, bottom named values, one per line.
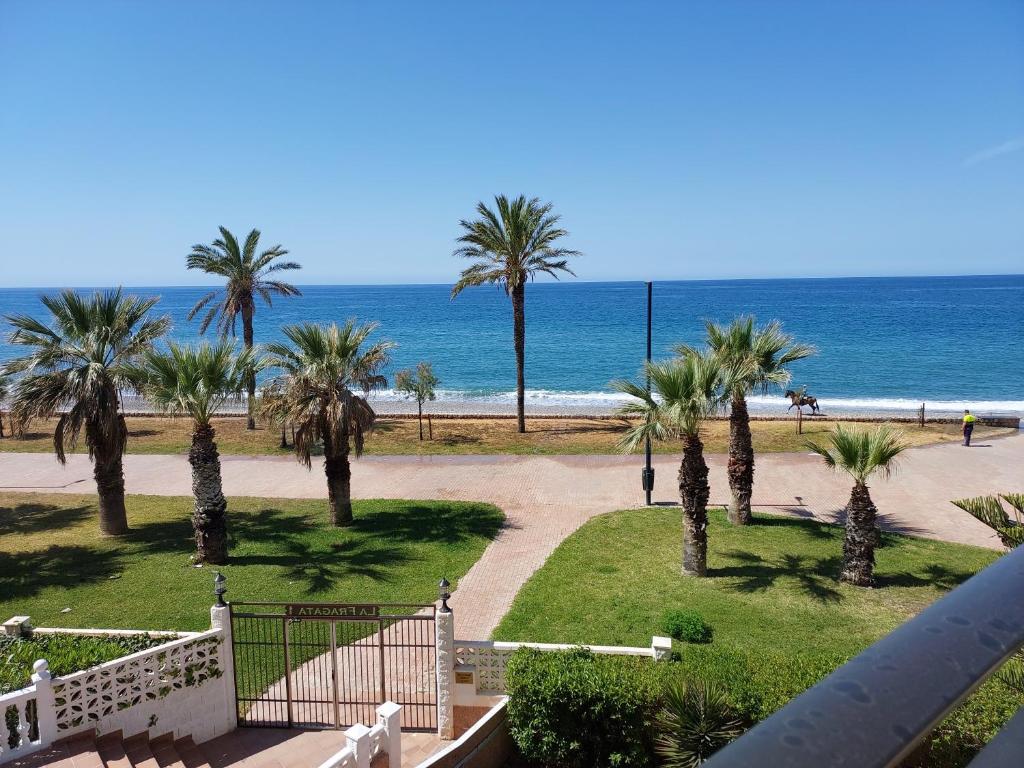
left=654, top=679, right=744, bottom=767
left=951, top=494, right=1024, bottom=550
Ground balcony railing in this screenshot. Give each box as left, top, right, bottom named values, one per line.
left=705, top=544, right=1024, bottom=768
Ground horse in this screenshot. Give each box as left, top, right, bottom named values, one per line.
left=785, top=389, right=820, bottom=415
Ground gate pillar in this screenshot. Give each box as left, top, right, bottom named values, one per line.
left=211, top=584, right=238, bottom=731
left=435, top=581, right=455, bottom=740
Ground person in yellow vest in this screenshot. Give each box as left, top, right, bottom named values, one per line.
left=962, top=409, right=977, bottom=446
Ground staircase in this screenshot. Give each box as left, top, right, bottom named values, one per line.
left=13, top=731, right=212, bottom=768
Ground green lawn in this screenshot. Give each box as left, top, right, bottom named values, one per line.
left=0, top=493, right=503, bottom=632
left=495, top=507, right=998, bottom=657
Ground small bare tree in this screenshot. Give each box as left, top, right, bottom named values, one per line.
left=395, top=362, right=439, bottom=441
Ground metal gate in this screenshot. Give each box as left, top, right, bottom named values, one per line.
left=230, top=602, right=437, bottom=732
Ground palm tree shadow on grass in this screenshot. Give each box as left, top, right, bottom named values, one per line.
left=231, top=539, right=413, bottom=595
left=350, top=504, right=505, bottom=545
left=0, top=503, right=92, bottom=535
left=711, top=549, right=845, bottom=604
left=747, top=514, right=840, bottom=542
left=0, top=546, right=124, bottom=600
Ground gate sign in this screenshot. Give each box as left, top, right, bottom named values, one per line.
left=285, top=603, right=380, bottom=619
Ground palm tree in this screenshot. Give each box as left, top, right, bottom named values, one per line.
left=1, top=290, right=169, bottom=535
left=186, top=226, right=301, bottom=429
left=131, top=341, right=256, bottom=563
left=679, top=317, right=814, bottom=526
left=262, top=322, right=394, bottom=525
left=806, top=424, right=907, bottom=586
left=0, top=375, right=9, bottom=438
left=614, top=352, right=729, bottom=576
left=451, top=195, right=580, bottom=433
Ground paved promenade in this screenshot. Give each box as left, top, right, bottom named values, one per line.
left=1, top=433, right=1020, bottom=638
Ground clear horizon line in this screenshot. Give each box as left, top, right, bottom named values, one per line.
left=2, top=271, right=1022, bottom=291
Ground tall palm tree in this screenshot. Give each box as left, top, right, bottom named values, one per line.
left=131, top=341, right=257, bottom=563
left=1, top=290, right=169, bottom=535
left=0, top=375, right=9, bottom=438
left=614, top=352, right=729, bottom=576
left=679, top=317, right=814, bottom=526
left=186, top=226, right=301, bottom=430
left=261, top=322, right=394, bottom=525
left=451, top=195, right=580, bottom=433
left=806, top=424, right=907, bottom=586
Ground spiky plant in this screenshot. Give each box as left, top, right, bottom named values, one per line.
left=678, top=317, right=814, bottom=526
left=1, top=289, right=169, bottom=535
left=614, top=352, right=729, bottom=576
left=261, top=322, right=394, bottom=525
left=131, top=341, right=258, bottom=563
left=951, top=494, right=1024, bottom=550
left=451, top=195, right=580, bottom=433
left=186, top=226, right=301, bottom=429
left=655, top=679, right=744, bottom=767
left=806, top=425, right=908, bottom=586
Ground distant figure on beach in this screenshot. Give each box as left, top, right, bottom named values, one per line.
left=785, top=388, right=820, bottom=415
left=962, top=409, right=976, bottom=446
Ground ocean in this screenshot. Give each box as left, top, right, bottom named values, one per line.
left=0, top=275, right=1021, bottom=417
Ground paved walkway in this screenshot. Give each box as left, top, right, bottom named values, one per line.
left=1, top=433, right=1020, bottom=638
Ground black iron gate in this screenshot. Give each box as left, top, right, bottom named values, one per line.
left=230, top=602, right=437, bottom=732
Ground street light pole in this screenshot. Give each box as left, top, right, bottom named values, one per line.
left=642, top=281, right=654, bottom=505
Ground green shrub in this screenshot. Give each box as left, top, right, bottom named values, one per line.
left=505, top=647, right=664, bottom=767
left=0, top=633, right=165, bottom=695
left=661, top=610, right=713, bottom=644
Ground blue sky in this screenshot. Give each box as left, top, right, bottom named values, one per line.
left=1, top=1, right=1021, bottom=287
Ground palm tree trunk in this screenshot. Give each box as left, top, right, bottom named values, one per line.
left=511, top=283, right=526, bottom=434
left=189, top=423, right=228, bottom=564
left=678, top=433, right=710, bottom=576
left=727, top=393, right=754, bottom=525
left=93, top=445, right=128, bottom=536
left=0, top=411, right=5, bottom=439
left=324, top=443, right=353, bottom=526
left=841, top=481, right=877, bottom=586
left=242, top=305, right=256, bottom=430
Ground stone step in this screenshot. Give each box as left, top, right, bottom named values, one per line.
left=171, top=737, right=212, bottom=768
left=121, top=734, right=160, bottom=768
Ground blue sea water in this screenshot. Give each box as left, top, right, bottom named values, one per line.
left=0, top=275, right=1021, bottom=415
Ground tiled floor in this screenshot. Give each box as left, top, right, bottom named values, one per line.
left=200, top=705, right=490, bottom=768
left=1, top=433, right=1017, bottom=639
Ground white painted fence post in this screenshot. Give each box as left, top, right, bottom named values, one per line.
left=31, top=659, right=57, bottom=747
left=377, top=702, right=402, bottom=768
left=435, top=606, right=455, bottom=740
left=345, top=724, right=371, bottom=768
left=651, top=636, right=672, bottom=661
left=210, top=602, right=237, bottom=733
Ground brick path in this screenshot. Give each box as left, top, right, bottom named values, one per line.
left=1, top=433, right=1019, bottom=638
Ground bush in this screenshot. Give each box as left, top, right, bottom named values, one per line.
left=661, top=609, right=713, bottom=644
left=0, top=633, right=165, bottom=695
left=505, top=647, right=664, bottom=767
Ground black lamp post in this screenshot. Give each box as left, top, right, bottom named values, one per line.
left=641, top=281, right=655, bottom=504
left=214, top=571, right=227, bottom=606
left=438, top=577, right=451, bottom=613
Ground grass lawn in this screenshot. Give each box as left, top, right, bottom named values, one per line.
left=0, top=492, right=503, bottom=632
left=494, top=507, right=998, bottom=657
left=0, top=415, right=1008, bottom=456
